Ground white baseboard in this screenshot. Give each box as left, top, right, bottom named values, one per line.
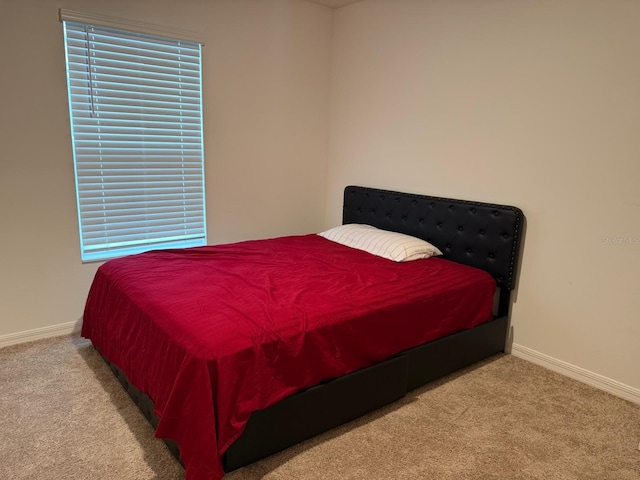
left=0, top=321, right=82, bottom=349
left=511, top=343, right=640, bottom=406
left=2, top=325, right=638, bottom=406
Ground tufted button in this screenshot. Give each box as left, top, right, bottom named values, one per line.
left=479, top=229, right=486, bottom=235
left=449, top=205, right=456, bottom=211
left=356, top=208, right=362, bottom=213
left=380, top=194, right=385, bottom=200
left=445, top=243, right=452, bottom=249
left=466, top=248, right=473, bottom=253
left=470, top=207, right=477, bottom=213
left=412, top=199, right=418, bottom=205
left=370, top=208, right=376, bottom=214
left=457, top=226, right=464, bottom=232
left=386, top=212, right=391, bottom=218
left=502, top=233, right=509, bottom=239
left=488, top=252, right=495, bottom=259
left=419, top=218, right=424, bottom=224
left=437, top=222, right=443, bottom=228
left=395, top=196, right=400, bottom=203
left=429, top=202, right=435, bottom=208
left=492, top=210, right=500, bottom=217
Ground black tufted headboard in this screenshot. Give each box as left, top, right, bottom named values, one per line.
left=342, top=186, right=524, bottom=291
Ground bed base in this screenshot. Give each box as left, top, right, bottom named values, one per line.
left=101, top=314, right=509, bottom=472
left=223, top=314, right=508, bottom=471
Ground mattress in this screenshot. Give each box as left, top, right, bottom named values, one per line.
left=81, top=233, right=495, bottom=479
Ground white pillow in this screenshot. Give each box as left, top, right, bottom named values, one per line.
left=318, top=224, right=442, bottom=262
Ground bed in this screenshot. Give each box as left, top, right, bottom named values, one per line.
left=82, top=185, right=524, bottom=480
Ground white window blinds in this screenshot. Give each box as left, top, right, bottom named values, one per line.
left=62, top=19, right=206, bottom=262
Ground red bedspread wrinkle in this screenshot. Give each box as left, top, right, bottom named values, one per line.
left=81, top=234, right=495, bottom=479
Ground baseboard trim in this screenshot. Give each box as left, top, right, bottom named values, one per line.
left=511, top=343, right=640, bottom=405
left=0, top=321, right=82, bottom=349
left=3, top=327, right=637, bottom=405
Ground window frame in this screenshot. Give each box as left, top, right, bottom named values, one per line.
left=60, top=10, right=207, bottom=262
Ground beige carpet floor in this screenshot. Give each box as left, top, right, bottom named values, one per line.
left=0, top=334, right=639, bottom=480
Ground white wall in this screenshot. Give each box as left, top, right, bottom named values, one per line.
left=0, top=0, right=332, bottom=339
left=2, top=0, right=638, bottom=402
left=327, top=0, right=640, bottom=394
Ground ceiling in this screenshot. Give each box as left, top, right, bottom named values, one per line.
left=306, top=0, right=363, bottom=8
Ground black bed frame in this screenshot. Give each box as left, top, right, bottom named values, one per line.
left=101, top=185, right=524, bottom=473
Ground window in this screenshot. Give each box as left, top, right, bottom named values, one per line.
left=61, top=12, right=206, bottom=262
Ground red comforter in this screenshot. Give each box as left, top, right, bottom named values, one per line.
left=81, top=234, right=495, bottom=479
